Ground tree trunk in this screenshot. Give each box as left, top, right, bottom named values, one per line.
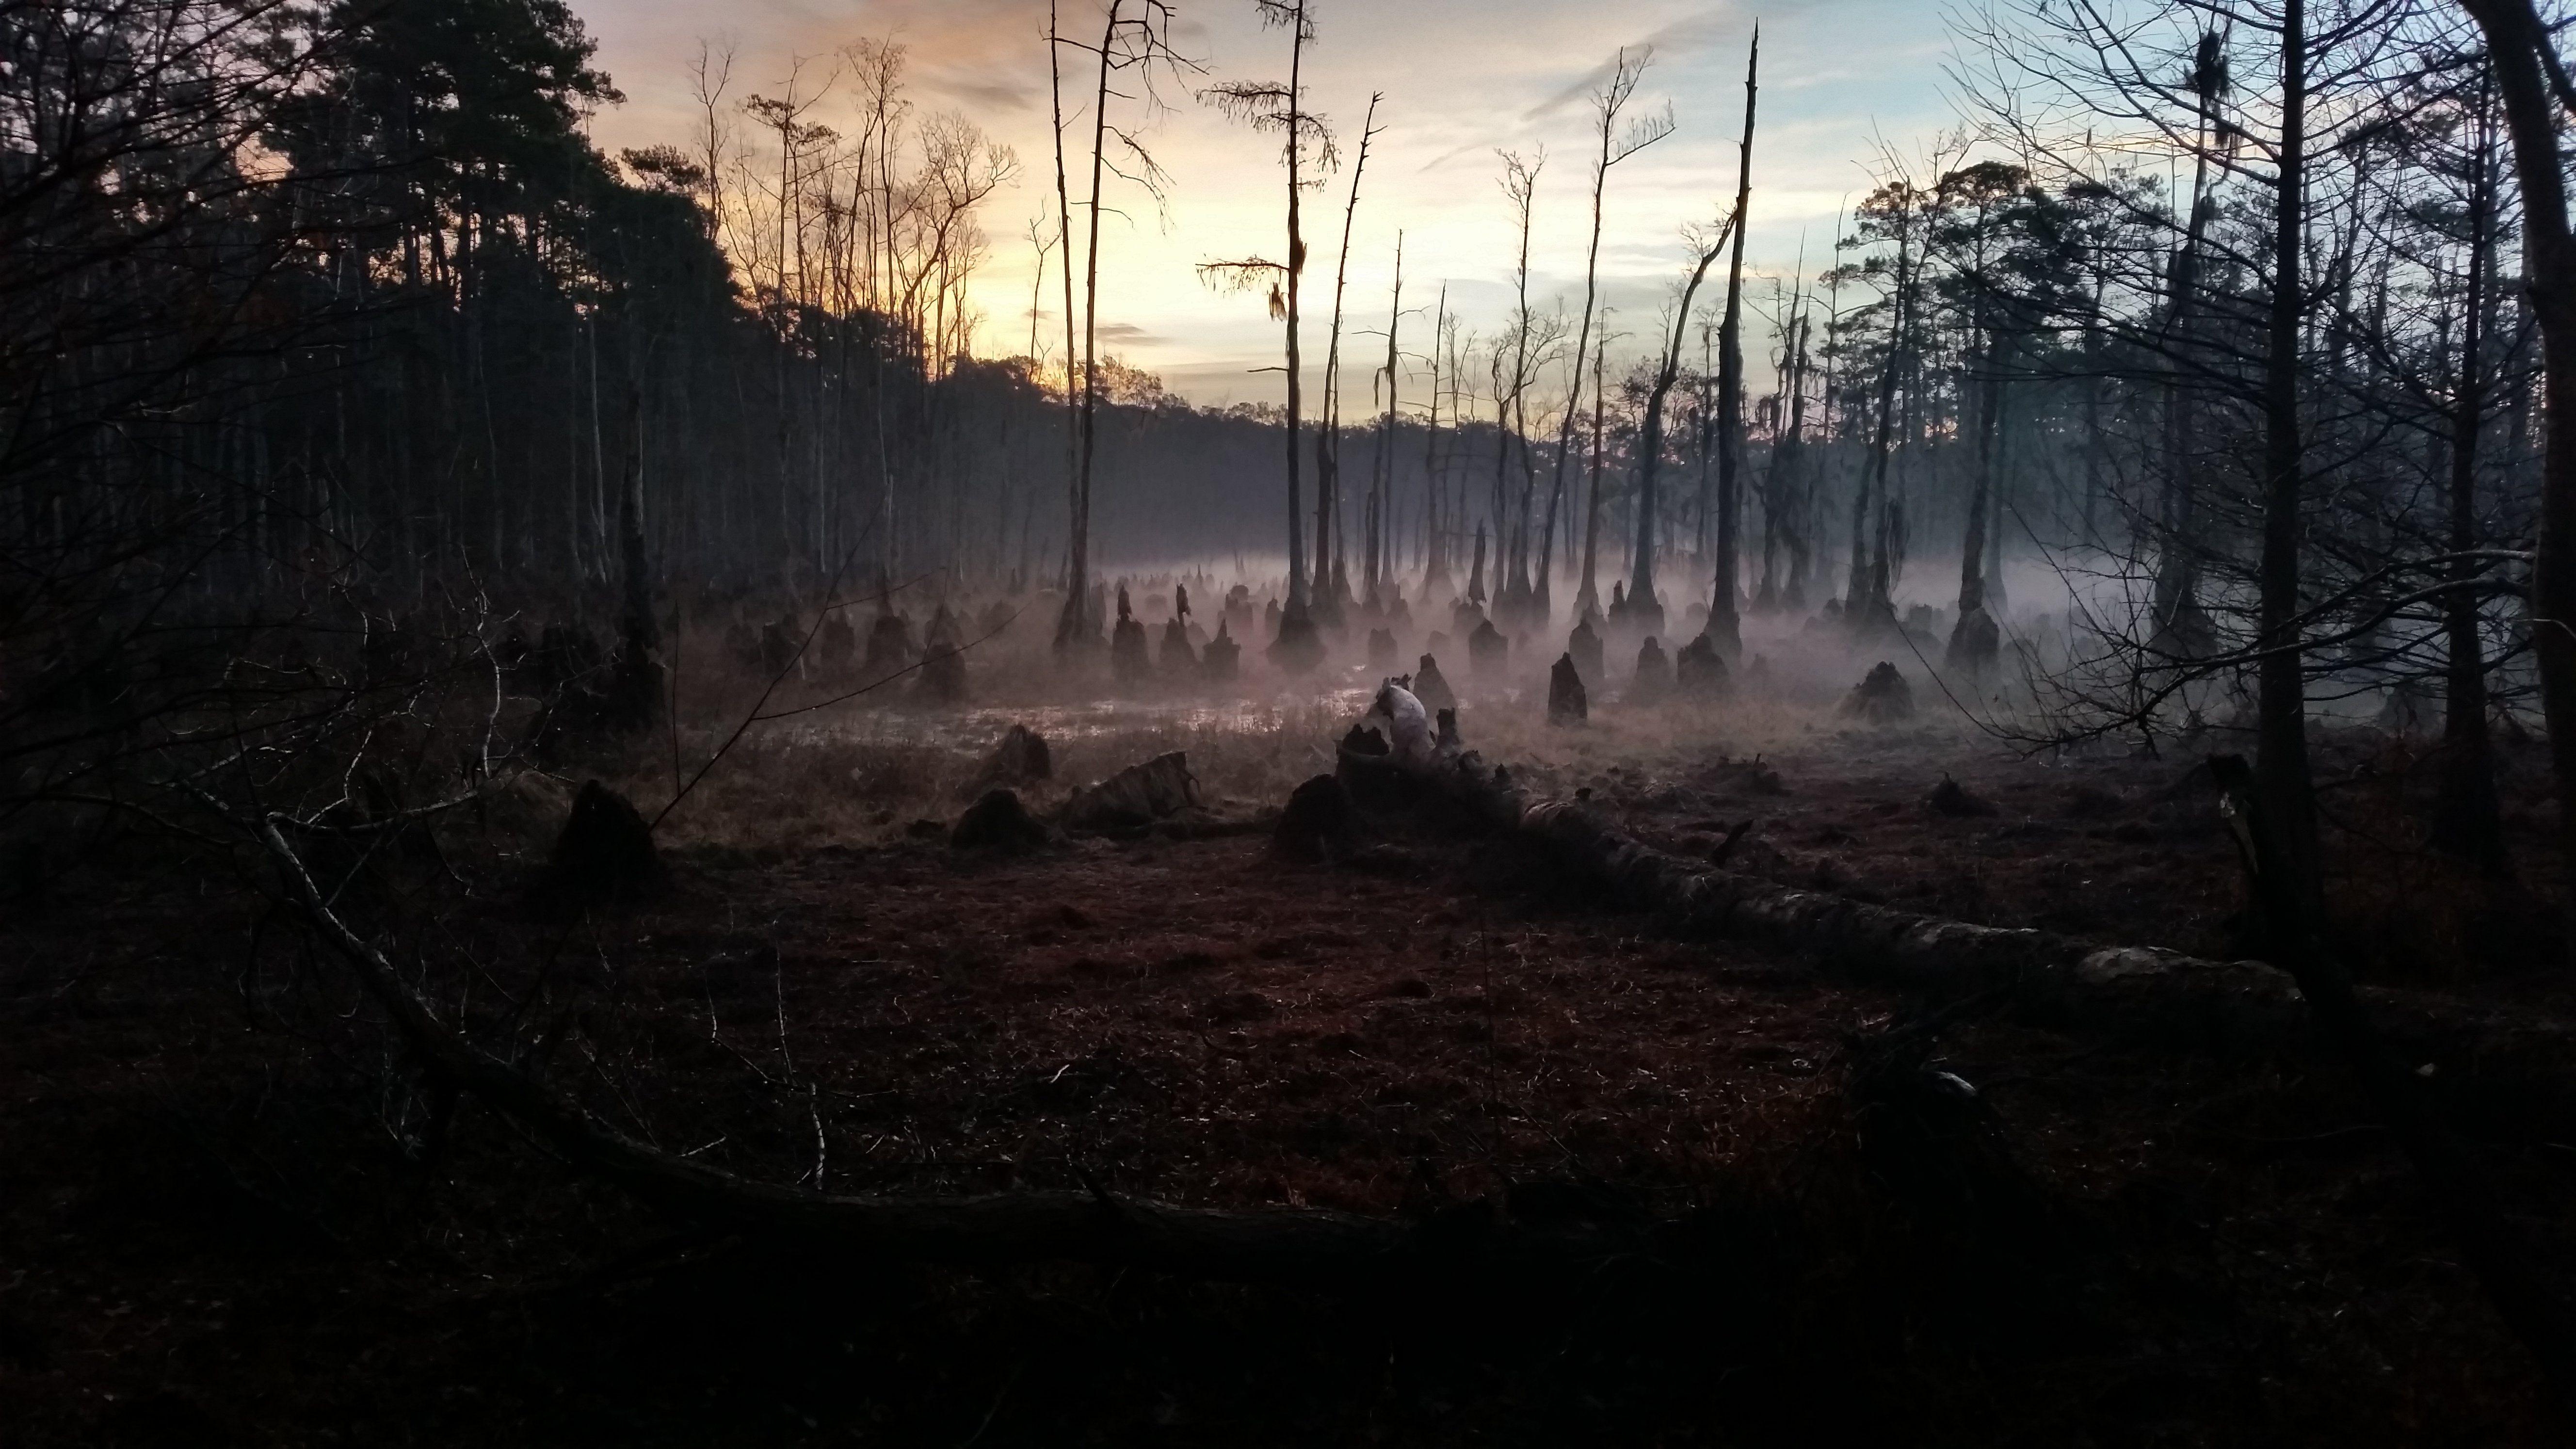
left=1847, top=203, right=1910, bottom=635
left=1631, top=221, right=1735, bottom=638
left=1946, top=340, right=2002, bottom=676
left=1049, top=2, right=1092, bottom=653
left=1370, top=233, right=1404, bottom=609
left=2433, top=69, right=2506, bottom=874
left=1709, top=28, right=1759, bottom=659
left=1578, top=337, right=1609, bottom=618
left=1277, top=1, right=1314, bottom=640
left=2254, top=0, right=2320, bottom=919
left=611, top=384, right=662, bottom=731
left=2456, top=0, right=2576, bottom=905
left=1072, top=0, right=1122, bottom=648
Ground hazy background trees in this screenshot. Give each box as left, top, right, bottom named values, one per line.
left=12, top=0, right=2576, bottom=887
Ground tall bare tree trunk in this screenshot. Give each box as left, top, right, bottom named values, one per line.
left=2435, top=66, right=2508, bottom=874
left=1709, top=27, right=1758, bottom=660
left=1368, top=232, right=1403, bottom=609
left=1631, top=217, right=1735, bottom=641
left=1049, top=1, right=1092, bottom=652
left=1073, top=1, right=1122, bottom=646
left=1315, top=95, right=1378, bottom=623
left=2153, top=33, right=2227, bottom=655
left=2457, top=0, right=2576, bottom=894
left=1556, top=52, right=1666, bottom=623
left=1847, top=197, right=1910, bottom=636
left=1422, top=285, right=1450, bottom=597
left=1275, top=0, right=1315, bottom=642
left=1768, top=300, right=1813, bottom=610
left=611, top=385, right=662, bottom=730
left=2254, top=0, right=2320, bottom=916
left=1579, top=335, right=1609, bottom=615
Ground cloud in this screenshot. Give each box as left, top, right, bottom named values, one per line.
left=1098, top=322, right=1162, bottom=344
left=923, top=71, right=1037, bottom=112
left=1418, top=139, right=1496, bottom=174
left=1518, top=7, right=1742, bottom=125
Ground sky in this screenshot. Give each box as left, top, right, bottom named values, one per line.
left=571, top=0, right=1963, bottom=411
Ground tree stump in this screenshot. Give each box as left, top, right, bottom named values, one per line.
left=1839, top=661, right=1916, bottom=723
left=918, top=607, right=967, bottom=701
left=1568, top=615, right=1603, bottom=685
left=1548, top=653, right=1588, bottom=724
left=759, top=614, right=800, bottom=677
left=1202, top=620, right=1241, bottom=683
left=978, top=724, right=1053, bottom=788
left=1367, top=627, right=1398, bottom=669
left=952, top=789, right=1049, bottom=852
left=863, top=612, right=915, bottom=680
left=1110, top=616, right=1152, bottom=687
left=1629, top=636, right=1672, bottom=705
left=1927, top=773, right=1998, bottom=818
left=1063, top=753, right=1201, bottom=835
left=1268, top=603, right=1324, bottom=676
left=1944, top=603, right=1999, bottom=677
left=542, top=782, right=666, bottom=904
left=1675, top=631, right=1730, bottom=700
left=1159, top=618, right=1198, bottom=676
left=1274, top=774, right=1359, bottom=862
left=1412, top=654, right=1456, bottom=713
left=1468, top=620, right=1509, bottom=677
left=818, top=612, right=856, bottom=674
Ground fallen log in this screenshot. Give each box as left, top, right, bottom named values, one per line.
left=1362, top=751, right=2576, bottom=1109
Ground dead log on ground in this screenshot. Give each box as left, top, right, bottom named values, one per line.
left=1399, top=751, right=2576, bottom=1103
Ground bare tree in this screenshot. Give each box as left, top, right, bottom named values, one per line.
left=1052, top=0, right=1187, bottom=657
left=1708, top=27, right=1761, bottom=659
left=1629, top=210, right=1742, bottom=639
left=1364, top=231, right=1407, bottom=609
left=1422, top=287, right=1457, bottom=597
left=1481, top=149, right=1554, bottom=624
left=1202, top=0, right=1338, bottom=667
left=1314, top=93, right=1383, bottom=622
left=1561, top=48, right=1674, bottom=623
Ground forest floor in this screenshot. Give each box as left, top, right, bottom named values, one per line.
left=3, top=682, right=2572, bottom=1445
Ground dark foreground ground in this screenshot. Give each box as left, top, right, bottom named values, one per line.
left=5, top=731, right=2572, bottom=1448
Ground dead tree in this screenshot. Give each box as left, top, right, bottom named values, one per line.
left=1556, top=48, right=1673, bottom=622
left=1758, top=271, right=1816, bottom=612
left=1364, top=232, right=1406, bottom=609
left=1630, top=211, right=1741, bottom=641
left=1313, top=93, right=1383, bottom=622
left=1422, top=287, right=1455, bottom=597
left=1203, top=0, right=1339, bottom=664
left=1491, top=149, right=1546, bottom=624
left=1708, top=27, right=1760, bottom=660
left=1050, top=2, right=1187, bottom=658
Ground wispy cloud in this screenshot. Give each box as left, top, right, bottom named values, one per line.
left=922, top=67, right=1036, bottom=112
left=1518, top=6, right=1743, bottom=124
